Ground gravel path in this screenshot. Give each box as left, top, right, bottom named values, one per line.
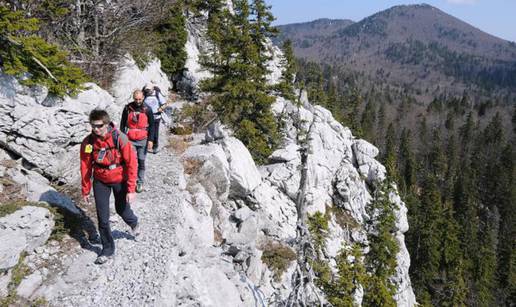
left=49, top=126, right=189, bottom=306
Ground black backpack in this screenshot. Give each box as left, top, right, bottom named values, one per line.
left=143, top=85, right=162, bottom=104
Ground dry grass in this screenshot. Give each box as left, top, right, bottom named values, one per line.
left=213, top=229, right=223, bottom=245
left=0, top=159, right=17, bottom=168
left=169, top=125, right=193, bottom=136
left=0, top=177, right=24, bottom=205
left=328, top=205, right=361, bottom=230
left=182, top=158, right=204, bottom=175
left=167, top=135, right=190, bottom=154
left=260, top=240, right=297, bottom=281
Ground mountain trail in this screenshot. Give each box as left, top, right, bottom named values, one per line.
left=47, top=126, right=191, bottom=306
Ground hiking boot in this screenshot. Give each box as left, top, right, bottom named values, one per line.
left=130, top=222, right=140, bottom=238
left=136, top=182, right=143, bottom=193
left=88, top=234, right=101, bottom=245
left=94, top=255, right=113, bottom=265
left=152, top=147, right=159, bottom=154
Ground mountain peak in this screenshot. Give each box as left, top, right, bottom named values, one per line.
left=276, top=4, right=516, bottom=100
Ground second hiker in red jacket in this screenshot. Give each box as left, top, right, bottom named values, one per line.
left=120, top=90, right=155, bottom=193
left=80, top=109, right=139, bottom=265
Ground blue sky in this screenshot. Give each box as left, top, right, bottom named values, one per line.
left=264, top=1, right=516, bottom=42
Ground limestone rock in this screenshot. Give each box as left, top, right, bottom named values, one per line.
left=0, top=206, right=54, bottom=270
left=16, top=270, right=43, bottom=299
left=205, top=120, right=229, bottom=143
left=111, top=56, right=171, bottom=106
left=221, top=137, right=261, bottom=198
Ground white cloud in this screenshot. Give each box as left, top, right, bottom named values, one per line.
left=446, top=0, right=477, bottom=4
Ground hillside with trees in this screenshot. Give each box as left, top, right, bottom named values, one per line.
left=276, top=4, right=515, bottom=306
left=1, top=1, right=514, bottom=306
left=275, top=4, right=516, bottom=105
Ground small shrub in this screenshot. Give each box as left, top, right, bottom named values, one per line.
left=179, top=100, right=216, bottom=133
left=167, top=135, right=190, bottom=154
left=31, top=297, right=49, bottom=307
left=0, top=177, right=25, bottom=205
left=307, top=211, right=329, bottom=249
left=260, top=241, right=297, bottom=281
left=169, top=125, right=193, bottom=136
left=328, top=205, right=361, bottom=230
left=0, top=201, right=25, bottom=218
left=0, top=252, right=31, bottom=307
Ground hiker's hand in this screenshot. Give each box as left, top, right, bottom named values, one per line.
left=127, top=192, right=136, bottom=204
left=82, top=195, right=91, bottom=205
left=147, top=141, right=153, bottom=149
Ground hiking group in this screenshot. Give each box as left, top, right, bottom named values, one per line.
left=80, top=83, right=172, bottom=264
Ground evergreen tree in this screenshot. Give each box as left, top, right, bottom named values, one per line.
left=153, top=0, right=188, bottom=77
left=410, top=175, right=442, bottom=303
left=383, top=123, right=399, bottom=182
left=363, top=182, right=399, bottom=307
left=377, top=103, right=386, bottom=143
left=398, top=128, right=416, bottom=195
left=427, top=129, right=446, bottom=187
left=360, top=100, right=376, bottom=142
left=495, top=144, right=516, bottom=305
left=444, top=134, right=459, bottom=200
left=438, top=201, right=468, bottom=306
left=452, top=163, right=480, bottom=303
left=276, top=39, right=296, bottom=101
left=0, top=5, right=88, bottom=96
left=201, top=0, right=279, bottom=163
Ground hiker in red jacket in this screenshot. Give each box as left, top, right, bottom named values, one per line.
left=80, top=109, right=139, bottom=265
left=120, top=90, right=155, bottom=193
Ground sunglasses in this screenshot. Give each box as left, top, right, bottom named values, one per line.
left=91, top=123, right=106, bottom=129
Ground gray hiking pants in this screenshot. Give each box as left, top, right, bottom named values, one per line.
left=131, top=138, right=147, bottom=184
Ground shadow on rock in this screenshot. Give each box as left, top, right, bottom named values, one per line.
left=40, top=189, right=101, bottom=254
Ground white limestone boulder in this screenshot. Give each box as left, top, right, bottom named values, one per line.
left=111, top=56, right=171, bottom=106
left=221, top=137, right=262, bottom=197
left=205, top=120, right=229, bottom=143
left=184, top=143, right=231, bottom=203
left=0, top=206, right=54, bottom=270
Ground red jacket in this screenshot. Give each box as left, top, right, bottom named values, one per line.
left=80, top=123, right=137, bottom=195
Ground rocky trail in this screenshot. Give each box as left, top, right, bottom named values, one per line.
left=39, top=127, right=193, bottom=306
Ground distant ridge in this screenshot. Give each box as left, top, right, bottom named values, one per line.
left=275, top=4, right=516, bottom=100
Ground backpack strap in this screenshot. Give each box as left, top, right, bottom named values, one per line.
left=154, top=87, right=162, bottom=105
left=111, top=129, right=120, bottom=151
left=87, top=130, right=120, bottom=153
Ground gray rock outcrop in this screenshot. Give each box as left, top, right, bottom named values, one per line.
left=0, top=206, right=54, bottom=271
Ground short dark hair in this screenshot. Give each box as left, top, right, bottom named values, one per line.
left=89, top=109, right=110, bottom=124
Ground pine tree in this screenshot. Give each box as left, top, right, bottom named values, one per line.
left=410, top=174, right=442, bottom=303
left=398, top=128, right=416, bottom=195
left=495, top=144, right=516, bottom=305
left=0, top=5, right=88, bottom=96
left=383, top=123, right=399, bottom=182
left=444, top=134, right=459, bottom=200
left=452, top=162, right=479, bottom=303
left=360, top=100, right=376, bottom=142
left=276, top=39, right=296, bottom=101
left=153, top=0, right=188, bottom=77
left=438, top=201, right=468, bottom=306
left=363, top=182, right=399, bottom=307
left=201, top=0, right=279, bottom=163
left=427, top=129, right=446, bottom=188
